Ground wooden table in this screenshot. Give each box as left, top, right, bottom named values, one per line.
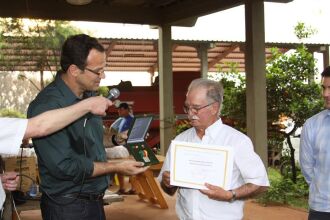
left=130, top=155, right=168, bottom=209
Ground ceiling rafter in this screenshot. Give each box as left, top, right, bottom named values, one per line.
left=0, top=37, right=327, bottom=73
left=105, top=41, right=117, bottom=57
left=208, top=44, right=239, bottom=69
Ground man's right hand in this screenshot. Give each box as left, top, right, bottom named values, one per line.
left=116, top=160, right=149, bottom=175
left=85, top=96, right=112, bottom=116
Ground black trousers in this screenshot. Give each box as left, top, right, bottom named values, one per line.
left=40, top=194, right=105, bottom=220
left=309, top=209, right=330, bottom=220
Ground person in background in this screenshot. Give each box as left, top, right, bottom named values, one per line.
left=0, top=96, right=112, bottom=209
left=158, top=78, right=269, bottom=220
left=27, top=34, right=147, bottom=220
left=110, top=102, right=136, bottom=195
left=300, top=66, right=330, bottom=220
left=111, top=102, right=134, bottom=146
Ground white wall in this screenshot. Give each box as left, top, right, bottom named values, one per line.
left=0, top=72, right=41, bottom=114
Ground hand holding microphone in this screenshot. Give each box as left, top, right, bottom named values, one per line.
left=107, top=88, right=120, bottom=100
left=81, top=88, right=120, bottom=117
left=107, top=88, right=121, bottom=107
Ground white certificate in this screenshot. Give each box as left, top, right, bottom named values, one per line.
left=170, top=140, right=234, bottom=190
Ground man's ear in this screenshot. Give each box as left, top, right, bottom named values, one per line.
left=67, top=64, right=81, bottom=77
left=211, top=103, right=220, bottom=116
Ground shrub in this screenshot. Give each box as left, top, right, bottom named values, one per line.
left=256, top=167, right=308, bottom=209
left=175, top=120, right=191, bottom=135
left=0, top=108, right=26, bottom=118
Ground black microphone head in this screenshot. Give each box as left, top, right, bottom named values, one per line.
left=108, top=88, right=120, bottom=100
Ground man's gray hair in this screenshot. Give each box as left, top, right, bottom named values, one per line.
left=187, top=78, right=224, bottom=104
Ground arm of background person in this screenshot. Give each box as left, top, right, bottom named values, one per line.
left=24, top=96, right=112, bottom=139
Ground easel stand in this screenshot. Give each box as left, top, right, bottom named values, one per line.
left=131, top=168, right=168, bottom=209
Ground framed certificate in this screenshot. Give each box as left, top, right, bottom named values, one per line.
left=170, top=140, right=234, bottom=190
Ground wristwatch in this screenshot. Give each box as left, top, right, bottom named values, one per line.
left=229, top=189, right=236, bottom=202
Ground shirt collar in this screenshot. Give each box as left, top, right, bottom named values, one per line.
left=326, top=109, right=330, bottom=117
left=54, top=71, right=80, bottom=105
left=204, top=118, right=223, bottom=139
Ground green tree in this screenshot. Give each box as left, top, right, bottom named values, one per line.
left=211, top=62, right=247, bottom=131
left=212, top=23, right=323, bottom=183
left=266, top=45, right=323, bottom=182
left=294, top=22, right=317, bottom=41
left=0, top=18, right=81, bottom=90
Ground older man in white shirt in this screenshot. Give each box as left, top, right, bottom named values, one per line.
left=158, top=78, right=269, bottom=220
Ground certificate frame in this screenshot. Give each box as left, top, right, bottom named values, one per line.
left=170, top=140, right=234, bottom=190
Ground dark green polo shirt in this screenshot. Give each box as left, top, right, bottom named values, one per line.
left=27, top=72, right=109, bottom=195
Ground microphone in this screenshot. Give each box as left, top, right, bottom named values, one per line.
left=107, top=88, right=120, bottom=100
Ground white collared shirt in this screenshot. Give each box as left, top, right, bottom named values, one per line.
left=0, top=180, right=5, bottom=210
left=0, top=118, right=27, bottom=155
left=158, top=119, right=269, bottom=220
left=0, top=118, right=27, bottom=208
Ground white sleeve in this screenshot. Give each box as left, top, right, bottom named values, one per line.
left=0, top=180, right=5, bottom=209
left=157, top=143, right=172, bottom=183
left=0, top=118, right=28, bottom=155
left=299, top=121, right=314, bottom=185
left=234, top=137, right=270, bottom=186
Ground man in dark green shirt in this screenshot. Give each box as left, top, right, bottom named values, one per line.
left=28, top=34, right=147, bottom=220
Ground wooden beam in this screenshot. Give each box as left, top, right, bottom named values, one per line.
left=160, top=0, right=243, bottom=25
left=158, top=25, right=174, bottom=156
left=148, top=42, right=159, bottom=74
left=208, top=44, right=239, bottom=69
left=245, top=0, right=268, bottom=166
left=105, top=41, right=117, bottom=58
left=0, top=0, right=161, bottom=24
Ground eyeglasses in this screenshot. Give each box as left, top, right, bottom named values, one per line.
left=183, top=101, right=217, bottom=114
left=85, top=67, right=104, bottom=76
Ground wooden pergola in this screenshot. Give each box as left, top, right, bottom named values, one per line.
left=0, top=0, right=301, bottom=165
left=1, top=37, right=328, bottom=73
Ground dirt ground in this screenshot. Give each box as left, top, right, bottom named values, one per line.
left=19, top=194, right=308, bottom=220
left=243, top=200, right=308, bottom=220
left=18, top=176, right=308, bottom=220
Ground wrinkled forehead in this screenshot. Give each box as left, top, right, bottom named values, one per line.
left=185, top=87, right=208, bottom=103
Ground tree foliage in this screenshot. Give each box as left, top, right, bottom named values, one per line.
left=266, top=46, right=322, bottom=132
left=0, top=108, right=26, bottom=118
left=266, top=45, right=323, bottom=182
left=294, top=22, right=317, bottom=40
left=0, top=18, right=81, bottom=90
left=212, top=38, right=323, bottom=183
